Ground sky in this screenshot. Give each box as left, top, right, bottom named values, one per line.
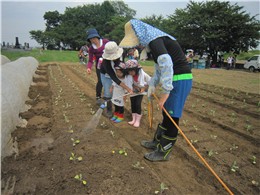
left=1, top=0, right=260, bottom=47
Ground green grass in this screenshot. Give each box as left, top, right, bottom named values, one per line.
left=1, top=48, right=79, bottom=63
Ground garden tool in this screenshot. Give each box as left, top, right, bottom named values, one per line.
left=150, top=93, right=234, bottom=195
left=147, top=98, right=154, bottom=130
left=83, top=93, right=130, bottom=134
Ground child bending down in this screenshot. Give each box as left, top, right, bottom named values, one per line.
left=125, top=59, right=151, bottom=127
left=110, top=62, right=133, bottom=123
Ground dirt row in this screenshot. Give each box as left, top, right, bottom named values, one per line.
left=2, top=63, right=259, bottom=195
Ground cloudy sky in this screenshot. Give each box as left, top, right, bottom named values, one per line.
left=1, top=0, right=259, bottom=47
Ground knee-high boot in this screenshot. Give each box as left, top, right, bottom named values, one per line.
left=141, top=124, right=167, bottom=150
left=144, top=134, right=177, bottom=162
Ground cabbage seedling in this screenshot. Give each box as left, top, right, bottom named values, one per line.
left=132, top=161, right=144, bottom=169
left=69, top=152, right=83, bottom=161
left=71, top=138, right=80, bottom=146
left=74, top=174, right=87, bottom=185
left=230, top=161, right=239, bottom=172
left=252, top=156, right=256, bottom=165
left=155, top=183, right=168, bottom=194
left=118, top=148, right=127, bottom=156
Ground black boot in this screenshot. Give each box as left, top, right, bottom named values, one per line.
left=144, top=135, right=177, bottom=162
left=141, top=124, right=167, bottom=150
left=104, top=99, right=113, bottom=118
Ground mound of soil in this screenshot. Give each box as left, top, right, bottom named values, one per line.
left=1, top=63, right=259, bottom=194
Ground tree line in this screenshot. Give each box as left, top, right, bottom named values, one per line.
left=30, top=0, right=260, bottom=63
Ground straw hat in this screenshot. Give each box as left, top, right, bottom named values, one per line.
left=119, top=21, right=139, bottom=48
left=102, top=41, right=123, bottom=60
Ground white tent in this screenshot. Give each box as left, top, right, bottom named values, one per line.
left=1, top=57, right=38, bottom=158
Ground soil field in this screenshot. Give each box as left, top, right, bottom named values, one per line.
left=1, top=62, right=259, bottom=195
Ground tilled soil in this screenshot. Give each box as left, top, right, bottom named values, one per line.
left=1, top=62, right=259, bottom=195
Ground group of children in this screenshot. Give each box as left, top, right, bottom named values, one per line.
left=110, top=59, right=151, bottom=128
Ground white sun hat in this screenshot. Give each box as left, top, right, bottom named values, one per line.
left=102, top=41, right=123, bottom=60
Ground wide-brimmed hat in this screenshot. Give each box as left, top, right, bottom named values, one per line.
left=86, top=28, right=100, bottom=41
left=102, top=41, right=123, bottom=60
left=119, top=21, right=139, bottom=48
left=125, top=59, right=141, bottom=69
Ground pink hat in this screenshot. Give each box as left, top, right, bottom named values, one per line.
left=125, top=59, right=141, bottom=69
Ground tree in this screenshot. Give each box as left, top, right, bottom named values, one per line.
left=29, top=30, right=47, bottom=49
left=167, top=0, right=260, bottom=63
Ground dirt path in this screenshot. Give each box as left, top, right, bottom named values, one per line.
left=1, top=63, right=259, bottom=195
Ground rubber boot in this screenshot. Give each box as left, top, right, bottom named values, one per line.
left=144, top=135, right=177, bottom=162
left=105, top=100, right=113, bottom=118
left=110, top=112, right=118, bottom=121
left=133, top=114, right=142, bottom=128
left=128, top=113, right=136, bottom=125
left=114, top=113, right=124, bottom=123
left=141, top=124, right=167, bottom=150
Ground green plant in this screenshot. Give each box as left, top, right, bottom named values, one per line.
left=69, top=152, right=83, bottom=161
left=230, top=161, right=239, bottom=172
left=155, top=183, right=168, bottom=194
left=74, top=174, right=87, bottom=185
left=132, top=161, right=144, bottom=169
left=118, top=148, right=128, bottom=156
left=182, top=119, right=188, bottom=126
left=71, top=138, right=80, bottom=146
left=251, top=156, right=256, bottom=165
left=230, top=144, right=239, bottom=151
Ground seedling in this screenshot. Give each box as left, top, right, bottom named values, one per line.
left=210, top=135, right=217, bottom=139
left=118, top=148, right=128, bottom=156
left=71, top=138, right=80, bottom=146
left=207, top=149, right=218, bottom=157
left=182, top=119, right=188, bottom=127
left=69, top=152, right=83, bottom=161
left=193, top=125, right=199, bottom=131
left=230, top=144, right=238, bottom=151
left=245, top=124, right=253, bottom=132
left=230, top=161, right=239, bottom=172
left=100, top=121, right=108, bottom=129
left=191, top=139, right=198, bottom=144
left=74, top=174, right=87, bottom=185
left=154, top=183, right=168, bottom=194
left=90, top=108, right=95, bottom=115
left=63, top=113, right=69, bottom=123
left=110, top=130, right=115, bottom=138
left=251, top=156, right=256, bottom=165
left=210, top=109, right=215, bottom=116
left=132, top=161, right=144, bottom=170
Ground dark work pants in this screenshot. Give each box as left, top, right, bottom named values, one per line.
left=162, top=111, right=179, bottom=137
left=96, top=68, right=103, bottom=98
left=130, top=95, right=143, bottom=115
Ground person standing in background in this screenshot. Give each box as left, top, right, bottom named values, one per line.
left=86, top=28, right=109, bottom=105
left=78, top=43, right=89, bottom=64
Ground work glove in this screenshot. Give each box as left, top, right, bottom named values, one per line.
left=147, top=85, right=155, bottom=100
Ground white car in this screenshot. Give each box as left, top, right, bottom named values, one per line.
left=244, top=55, right=260, bottom=72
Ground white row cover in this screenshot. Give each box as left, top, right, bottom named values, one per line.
left=1, top=57, right=38, bottom=158
left=1, top=55, right=11, bottom=65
